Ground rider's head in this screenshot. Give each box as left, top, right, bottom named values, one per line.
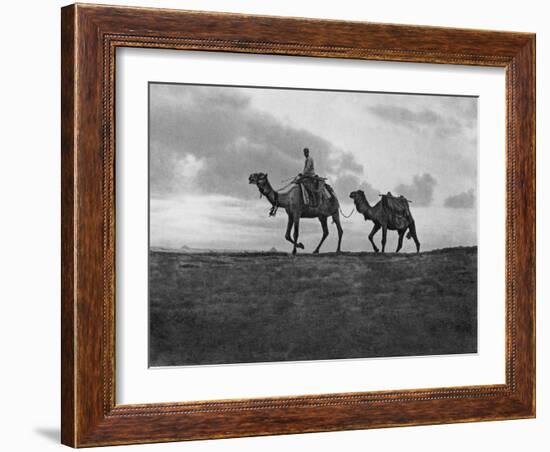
left=303, top=147, right=309, bottom=158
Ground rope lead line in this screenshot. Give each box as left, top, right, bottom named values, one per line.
left=340, top=208, right=355, bottom=218
left=274, top=181, right=295, bottom=192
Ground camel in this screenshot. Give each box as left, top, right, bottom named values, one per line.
left=249, top=173, right=343, bottom=255
left=349, top=190, right=420, bottom=253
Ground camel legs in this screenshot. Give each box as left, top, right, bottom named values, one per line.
left=332, top=212, right=343, bottom=253
left=284, top=214, right=304, bottom=251
left=368, top=224, right=381, bottom=253
left=292, top=216, right=301, bottom=255
left=408, top=221, right=421, bottom=253
left=381, top=226, right=388, bottom=253
left=284, top=215, right=294, bottom=247
left=396, top=229, right=405, bottom=252
left=313, top=217, right=329, bottom=254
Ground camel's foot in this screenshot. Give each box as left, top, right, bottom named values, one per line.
left=292, top=248, right=297, bottom=255
left=313, top=249, right=320, bottom=254
left=297, top=242, right=304, bottom=249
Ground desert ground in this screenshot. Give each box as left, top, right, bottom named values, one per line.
left=149, top=247, right=477, bottom=366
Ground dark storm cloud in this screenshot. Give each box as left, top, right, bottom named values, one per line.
left=394, top=173, right=437, bottom=206
left=331, top=151, right=364, bottom=174
left=199, top=89, right=252, bottom=110
left=366, top=102, right=472, bottom=139
left=149, top=84, right=369, bottom=200
left=444, top=189, right=475, bottom=208
left=326, top=149, right=378, bottom=199
left=368, top=104, right=441, bottom=127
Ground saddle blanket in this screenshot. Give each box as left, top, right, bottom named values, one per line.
left=298, top=182, right=332, bottom=206
left=381, top=194, right=412, bottom=229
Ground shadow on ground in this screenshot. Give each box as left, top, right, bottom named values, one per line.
left=34, top=427, right=59, bottom=443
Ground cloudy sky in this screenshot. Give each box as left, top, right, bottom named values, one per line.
left=149, top=83, right=477, bottom=252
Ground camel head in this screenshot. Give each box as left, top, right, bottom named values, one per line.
left=249, top=173, right=273, bottom=199
left=249, top=172, right=268, bottom=186
left=349, top=190, right=366, bottom=202
left=350, top=190, right=371, bottom=218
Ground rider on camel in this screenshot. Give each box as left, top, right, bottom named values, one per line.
left=297, top=147, right=320, bottom=206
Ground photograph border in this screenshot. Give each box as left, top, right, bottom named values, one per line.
left=61, top=3, right=535, bottom=447
left=146, top=80, right=481, bottom=369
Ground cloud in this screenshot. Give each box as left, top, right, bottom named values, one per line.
left=366, top=99, right=475, bottom=140
left=368, top=104, right=441, bottom=128
left=331, top=174, right=378, bottom=201
left=434, top=117, right=463, bottom=139
left=444, top=189, right=475, bottom=208
left=326, top=149, right=378, bottom=201
left=149, top=84, right=372, bottom=202
left=394, top=173, right=437, bottom=206
left=330, top=151, right=364, bottom=174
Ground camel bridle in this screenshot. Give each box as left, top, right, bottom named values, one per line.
left=256, top=175, right=279, bottom=216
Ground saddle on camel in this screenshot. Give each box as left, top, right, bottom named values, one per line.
left=380, top=192, right=413, bottom=230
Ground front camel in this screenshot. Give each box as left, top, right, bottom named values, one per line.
left=249, top=172, right=343, bottom=255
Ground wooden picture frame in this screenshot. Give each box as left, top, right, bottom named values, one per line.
left=61, top=3, right=535, bottom=447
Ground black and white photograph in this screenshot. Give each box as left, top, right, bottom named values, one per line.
left=148, top=82, right=478, bottom=367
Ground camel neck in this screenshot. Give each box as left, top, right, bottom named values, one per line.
left=356, top=196, right=373, bottom=218
left=259, top=180, right=278, bottom=206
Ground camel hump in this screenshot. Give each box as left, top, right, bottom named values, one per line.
left=381, top=194, right=411, bottom=215
left=324, top=183, right=336, bottom=199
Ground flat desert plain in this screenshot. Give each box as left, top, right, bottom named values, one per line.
left=149, top=247, right=477, bottom=366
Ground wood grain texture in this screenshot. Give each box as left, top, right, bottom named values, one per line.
left=60, top=5, right=76, bottom=446
left=60, top=3, right=536, bottom=447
